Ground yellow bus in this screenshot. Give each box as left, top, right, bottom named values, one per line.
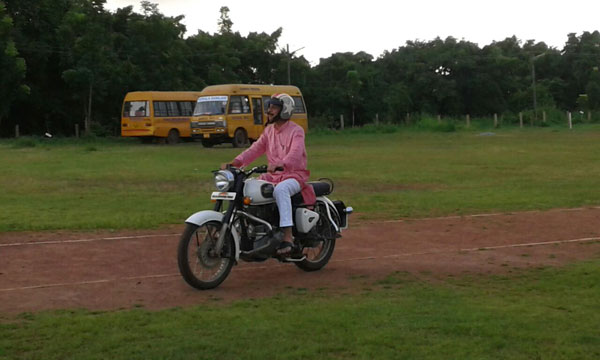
left=121, top=91, right=203, bottom=144
left=190, top=84, right=308, bottom=147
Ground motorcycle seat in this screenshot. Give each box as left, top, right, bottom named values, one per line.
left=308, top=181, right=332, bottom=196
left=291, top=181, right=332, bottom=206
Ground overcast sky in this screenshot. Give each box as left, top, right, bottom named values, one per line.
left=104, top=0, right=600, bottom=65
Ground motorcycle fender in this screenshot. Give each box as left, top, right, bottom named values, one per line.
left=316, top=196, right=341, bottom=233
left=185, top=210, right=223, bottom=226
left=184, top=210, right=241, bottom=261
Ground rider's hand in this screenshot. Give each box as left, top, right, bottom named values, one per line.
left=222, top=159, right=242, bottom=170
left=267, top=164, right=283, bottom=173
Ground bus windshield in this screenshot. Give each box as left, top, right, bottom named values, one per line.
left=194, top=96, right=228, bottom=116
left=123, top=101, right=149, bottom=117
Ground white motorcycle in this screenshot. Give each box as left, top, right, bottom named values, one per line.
left=177, top=165, right=352, bottom=290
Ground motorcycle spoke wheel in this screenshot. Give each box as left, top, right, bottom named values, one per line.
left=177, top=222, right=234, bottom=290
left=303, top=239, right=331, bottom=263
left=295, top=202, right=339, bottom=272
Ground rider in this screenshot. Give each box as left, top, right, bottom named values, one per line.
left=222, top=93, right=315, bottom=255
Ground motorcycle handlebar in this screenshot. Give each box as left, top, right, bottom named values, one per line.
left=213, top=165, right=283, bottom=175
left=252, top=165, right=284, bottom=174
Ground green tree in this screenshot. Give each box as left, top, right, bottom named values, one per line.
left=4, top=0, right=73, bottom=136
left=585, top=68, right=600, bottom=110
left=561, top=31, right=600, bottom=109
left=0, top=0, right=28, bottom=131
left=218, top=6, right=232, bottom=34
left=346, top=70, right=361, bottom=126
left=58, top=0, right=115, bottom=134
left=383, top=82, right=411, bottom=123
left=304, top=52, right=372, bottom=126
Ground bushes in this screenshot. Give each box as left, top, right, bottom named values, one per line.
left=415, top=117, right=456, bottom=132
left=307, top=106, right=600, bottom=135
left=307, top=108, right=600, bottom=136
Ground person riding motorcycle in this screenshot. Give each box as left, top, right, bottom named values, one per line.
left=221, top=93, right=316, bottom=255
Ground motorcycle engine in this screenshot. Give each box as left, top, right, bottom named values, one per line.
left=245, top=203, right=279, bottom=229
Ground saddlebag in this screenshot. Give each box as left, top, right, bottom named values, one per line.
left=332, top=200, right=349, bottom=229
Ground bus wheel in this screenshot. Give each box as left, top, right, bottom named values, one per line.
left=232, top=129, right=248, bottom=148
left=167, top=129, right=180, bottom=144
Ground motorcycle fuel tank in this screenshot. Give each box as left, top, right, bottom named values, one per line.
left=243, top=179, right=276, bottom=205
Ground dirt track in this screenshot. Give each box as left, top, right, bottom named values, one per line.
left=1, top=207, right=600, bottom=314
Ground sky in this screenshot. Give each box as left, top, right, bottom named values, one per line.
left=104, top=0, right=600, bottom=65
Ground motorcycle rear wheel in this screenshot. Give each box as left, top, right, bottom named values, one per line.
left=177, top=222, right=234, bottom=290
left=295, top=202, right=339, bottom=272
left=295, top=237, right=336, bottom=272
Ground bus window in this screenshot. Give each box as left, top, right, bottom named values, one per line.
left=179, top=101, right=194, bottom=116
left=124, top=101, right=148, bottom=117
left=252, top=98, right=263, bottom=125
left=229, top=96, right=250, bottom=114
left=154, top=101, right=168, bottom=117
left=166, top=101, right=179, bottom=116
left=292, top=96, right=306, bottom=113
left=262, top=96, right=270, bottom=112
left=194, top=96, right=228, bottom=116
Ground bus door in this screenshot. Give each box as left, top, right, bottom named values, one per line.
left=250, top=97, right=265, bottom=138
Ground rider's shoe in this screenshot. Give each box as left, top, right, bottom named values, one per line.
left=276, top=240, right=295, bottom=255
left=247, top=229, right=284, bottom=256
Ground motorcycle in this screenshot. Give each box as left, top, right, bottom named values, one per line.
left=177, top=165, right=353, bottom=290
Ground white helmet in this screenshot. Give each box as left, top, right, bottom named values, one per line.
left=268, top=93, right=295, bottom=120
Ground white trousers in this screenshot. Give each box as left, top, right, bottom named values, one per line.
left=273, top=179, right=301, bottom=228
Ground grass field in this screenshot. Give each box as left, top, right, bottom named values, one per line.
left=1, top=125, right=600, bottom=231
left=1, top=261, right=599, bottom=359
left=1, top=126, right=600, bottom=359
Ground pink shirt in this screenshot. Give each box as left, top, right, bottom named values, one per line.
left=234, top=121, right=316, bottom=205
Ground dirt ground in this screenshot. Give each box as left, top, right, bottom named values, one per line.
left=1, top=207, right=600, bottom=315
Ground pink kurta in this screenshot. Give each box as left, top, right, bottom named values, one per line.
left=233, top=121, right=316, bottom=205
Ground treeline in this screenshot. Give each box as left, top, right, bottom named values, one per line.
left=2, top=0, right=600, bottom=137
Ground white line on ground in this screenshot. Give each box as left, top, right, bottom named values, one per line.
left=3, top=206, right=600, bottom=248
left=1, top=236, right=598, bottom=293
left=334, top=236, right=600, bottom=263
left=382, top=206, right=600, bottom=223
left=0, top=234, right=179, bottom=247
left=0, top=274, right=181, bottom=292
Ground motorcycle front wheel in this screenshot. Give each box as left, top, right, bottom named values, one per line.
left=177, top=221, right=235, bottom=290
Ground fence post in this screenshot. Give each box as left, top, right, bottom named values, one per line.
left=75, top=124, right=80, bottom=138
left=530, top=113, right=534, bottom=127
left=375, top=113, right=379, bottom=126
left=588, top=111, right=592, bottom=122
left=437, top=114, right=441, bottom=124
left=406, top=112, right=410, bottom=125
left=15, top=125, right=19, bottom=138
left=493, top=113, right=498, bottom=128
left=340, top=114, right=344, bottom=130
left=568, top=112, right=572, bottom=129
left=466, top=114, right=470, bottom=128
left=519, top=112, right=523, bottom=128
left=542, top=111, right=547, bottom=124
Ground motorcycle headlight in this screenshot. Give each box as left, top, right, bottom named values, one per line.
left=214, top=170, right=234, bottom=191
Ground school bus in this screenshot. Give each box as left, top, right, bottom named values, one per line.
left=190, top=84, right=308, bottom=147
left=121, top=91, right=203, bottom=143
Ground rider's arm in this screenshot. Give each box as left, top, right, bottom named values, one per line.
left=232, top=129, right=268, bottom=167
